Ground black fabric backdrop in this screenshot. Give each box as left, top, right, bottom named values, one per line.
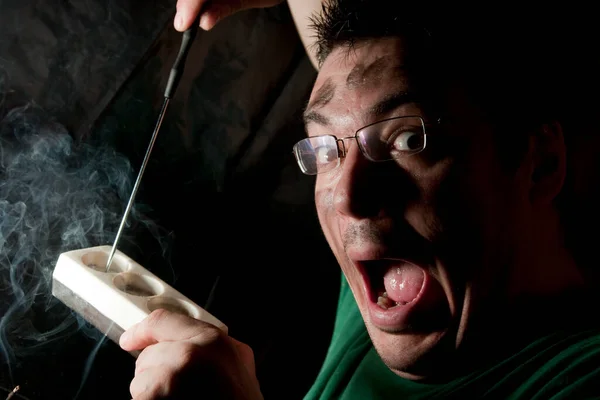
left=0, top=1, right=339, bottom=399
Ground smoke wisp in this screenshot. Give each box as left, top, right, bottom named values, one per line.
left=0, top=98, right=169, bottom=388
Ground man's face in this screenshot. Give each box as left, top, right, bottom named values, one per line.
left=307, top=37, right=536, bottom=378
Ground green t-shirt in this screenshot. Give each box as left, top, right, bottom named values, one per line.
left=304, top=274, right=600, bottom=399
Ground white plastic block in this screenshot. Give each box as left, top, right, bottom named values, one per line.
left=52, top=245, right=227, bottom=336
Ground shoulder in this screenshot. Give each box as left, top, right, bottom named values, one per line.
left=513, top=327, right=600, bottom=399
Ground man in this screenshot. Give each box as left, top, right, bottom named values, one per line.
left=119, top=1, right=600, bottom=398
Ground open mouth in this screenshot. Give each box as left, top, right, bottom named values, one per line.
left=363, top=260, right=426, bottom=310
left=357, top=257, right=449, bottom=332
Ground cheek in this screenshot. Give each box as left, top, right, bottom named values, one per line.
left=315, top=177, right=354, bottom=262
left=314, top=172, right=341, bottom=215
left=400, top=158, right=454, bottom=236
left=316, top=185, right=334, bottom=210
left=315, top=179, right=336, bottom=237
left=434, top=161, right=491, bottom=233
left=432, top=146, right=524, bottom=267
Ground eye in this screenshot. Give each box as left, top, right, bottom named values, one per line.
left=391, top=130, right=424, bottom=152
left=315, top=145, right=338, bottom=164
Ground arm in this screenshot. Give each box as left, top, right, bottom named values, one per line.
left=174, top=0, right=327, bottom=69
left=287, top=0, right=327, bottom=69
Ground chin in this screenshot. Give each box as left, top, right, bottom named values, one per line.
left=346, top=259, right=457, bottom=379
left=366, top=323, right=453, bottom=379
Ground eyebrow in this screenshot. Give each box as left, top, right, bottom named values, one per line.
left=303, top=90, right=417, bottom=127
left=302, top=78, right=336, bottom=126
left=308, top=78, right=335, bottom=109
left=303, top=110, right=330, bottom=126
left=369, top=91, right=416, bottom=116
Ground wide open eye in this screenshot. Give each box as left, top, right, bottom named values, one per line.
left=391, top=130, right=425, bottom=152
left=315, top=145, right=338, bottom=164
left=358, top=116, right=426, bottom=161
left=294, top=135, right=340, bottom=175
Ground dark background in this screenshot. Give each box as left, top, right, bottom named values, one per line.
left=0, top=1, right=339, bottom=399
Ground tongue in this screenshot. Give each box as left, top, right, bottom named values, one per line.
left=383, top=264, right=425, bottom=304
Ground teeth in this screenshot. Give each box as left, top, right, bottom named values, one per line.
left=377, top=296, right=388, bottom=309
left=377, top=291, right=396, bottom=309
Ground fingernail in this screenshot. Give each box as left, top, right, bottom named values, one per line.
left=199, top=13, right=211, bottom=30
left=174, top=13, right=184, bottom=31
left=119, top=330, right=130, bottom=347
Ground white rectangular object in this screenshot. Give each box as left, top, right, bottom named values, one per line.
left=52, top=245, right=227, bottom=348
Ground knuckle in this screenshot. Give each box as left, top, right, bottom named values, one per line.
left=134, top=357, right=143, bottom=373
left=177, top=343, right=198, bottom=367
left=134, top=346, right=152, bottom=374
left=195, top=325, right=225, bottom=345
left=130, top=376, right=144, bottom=398
left=135, top=347, right=147, bottom=369
left=150, top=368, right=178, bottom=398
left=161, top=368, right=179, bottom=396
left=245, top=343, right=255, bottom=358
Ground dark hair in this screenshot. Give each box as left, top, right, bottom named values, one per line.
left=310, top=0, right=434, bottom=66
left=310, top=0, right=600, bottom=282
left=310, top=1, right=599, bottom=124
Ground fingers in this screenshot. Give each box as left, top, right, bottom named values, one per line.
left=129, top=339, right=215, bottom=399
left=205, top=0, right=284, bottom=29
left=175, top=0, right=205, bottom=31
left=122, top=311, right=262, bottom=400
left=174, top=0, right=284, bottom=32
left=130, top=366, right=178, bottom=400
left=198, top=2, right=237, bottom=30
left=174, top=0, right=237, bottom=32
left=134, top=341, right=195, bottom=375
left=120, top=309, right=222, bottom=351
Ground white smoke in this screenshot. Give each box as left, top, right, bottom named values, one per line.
left=0, top=95, right=170, bottom=388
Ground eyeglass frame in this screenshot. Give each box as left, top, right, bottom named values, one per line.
left=292, top=115, right=429, bottom=175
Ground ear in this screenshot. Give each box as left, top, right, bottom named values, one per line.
left=529, top=121, right=567, bottom=204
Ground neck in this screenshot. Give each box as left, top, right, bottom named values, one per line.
left=453, top=211, right=591, bottom=379
left=450, top=286, right=600, bottom=380
left=510, top=210, right=584, bottom=298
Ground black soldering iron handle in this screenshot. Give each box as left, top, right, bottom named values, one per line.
left=164, top=14, right=201, bottom=99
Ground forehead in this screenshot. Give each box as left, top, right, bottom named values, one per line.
left=306, top=38, right=485, bottom=135
left=312, top=38, right=409, bottom=100
left=307, top=38, right=423, bottom=129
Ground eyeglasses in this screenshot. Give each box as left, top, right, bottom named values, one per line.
left=293, top=116, right=427, bottom=175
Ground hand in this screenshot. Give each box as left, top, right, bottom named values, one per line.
left=174, top=0, right=285, bottom=32
left=120, top=309, right=263, bottom=400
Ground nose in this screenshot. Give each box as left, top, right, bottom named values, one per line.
left=333, top=138, right=417, bottom=219
left=333, top=140, right=383, bottom=218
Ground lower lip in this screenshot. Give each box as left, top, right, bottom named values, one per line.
left=363, top=267, right=431, bottom=331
